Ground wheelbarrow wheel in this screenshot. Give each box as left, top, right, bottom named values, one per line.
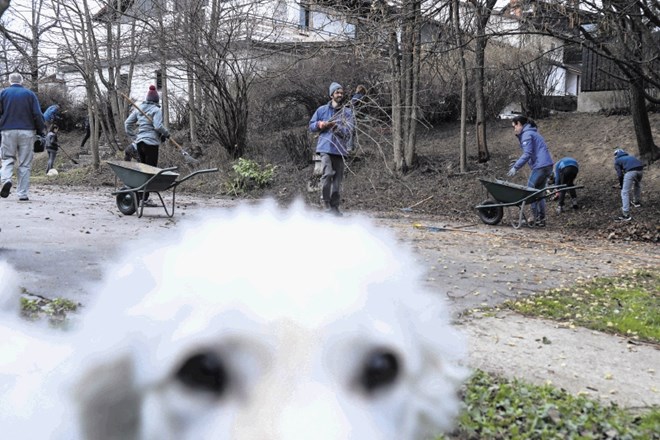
left=477, top=199, right=503, bottom=225
left=116, top=191, right=137, bottom=216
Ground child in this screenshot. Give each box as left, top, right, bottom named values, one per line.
left=551, top=157, right=579, bottom=213
left=45, top=125, right=60, bottom=174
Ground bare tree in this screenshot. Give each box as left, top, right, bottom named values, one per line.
left=452, top=0, right=468, bottom=172
left=374, top=0, right=423, bottom=173
left=162, top=0, right=265, bottom=158
left=0, top=0, right=58, bottom=89
left=467, top=0, right=497, bottom=163
left=525, top=0, right=659, bottom=160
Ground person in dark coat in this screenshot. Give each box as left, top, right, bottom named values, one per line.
left=613, top=148, right=643, bottom=221
left=0, top=72, right=46, bottom=201
left=80, top=116, right=90, bottom=150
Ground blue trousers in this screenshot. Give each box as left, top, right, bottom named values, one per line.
left=528, top=165, right=553, bottom=220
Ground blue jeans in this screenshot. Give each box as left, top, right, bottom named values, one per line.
left=528, top=165, right=552, bottom=220
left=620, top=170, right=642, bottom=214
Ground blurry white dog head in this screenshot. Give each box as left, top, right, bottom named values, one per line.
left=69, top=202, right=468, bottom=439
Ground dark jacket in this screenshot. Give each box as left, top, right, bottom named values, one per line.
left=553, top=157, right=578, bottom=184
left=614, top=150, right=643, bottom=187
left=45, top=131, right=59, bottom=151
left=0, top=84, right=46, bottom=133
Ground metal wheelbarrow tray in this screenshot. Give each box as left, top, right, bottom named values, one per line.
left=475, top=178, right=583, bottom=228
left=107, top=161, right=218, bottom=218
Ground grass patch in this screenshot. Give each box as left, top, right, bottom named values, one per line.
left=21, top=294, right=79, bottom=327
left=503, top=269, right=660, bottom=344
left=440, top=370, right=659, bottom=439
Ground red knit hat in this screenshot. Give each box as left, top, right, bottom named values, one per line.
left=146, top=85, right=159, bottom=103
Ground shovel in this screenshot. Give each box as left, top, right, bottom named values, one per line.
left=58, top=144, right=79, bottom=165
left=120, top=92, right=199, bottom=165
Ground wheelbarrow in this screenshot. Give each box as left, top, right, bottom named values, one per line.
left=475, top=178, right=583, bottom=229
left=106, top=161, right=218, bottom=218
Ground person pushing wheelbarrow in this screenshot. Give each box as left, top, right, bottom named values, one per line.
left=507, top=115, right=554, bottom=228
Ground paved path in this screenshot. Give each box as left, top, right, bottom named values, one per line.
left=1, top=185, right=658, bottom=408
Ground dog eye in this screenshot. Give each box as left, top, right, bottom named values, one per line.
left=359, top=350, right=399, bottom=394
left=175, top=352, right=227, bottom=396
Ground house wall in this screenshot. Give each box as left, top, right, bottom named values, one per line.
left=58, top=0, right=354, bottom=118
left=577, top=90, right=630, bottom=112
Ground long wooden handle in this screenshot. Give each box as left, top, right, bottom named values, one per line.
left=120, top=92, right=184, bottom=151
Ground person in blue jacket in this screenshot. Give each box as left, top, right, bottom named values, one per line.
left=507, top=115, right=554, bottom=227
left=613, top=148, right=643, bottom=221
left=124, top=85, right=169, bottom=206
left=550, top=157, right=579, bottom=213
left=309, top=82, right=354, bottom=216
left=124, top=85, right=169, bottom=168
left=0, top=72, right=46, bottom=201
left=43, top=104, right=59, bottom=131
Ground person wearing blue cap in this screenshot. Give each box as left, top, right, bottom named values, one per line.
left=613, top=148, right=643, bottom=221
left=309, top=82, right=355, bottom=216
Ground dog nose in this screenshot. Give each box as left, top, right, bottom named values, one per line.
left=233, top=381, right=368, bottom=439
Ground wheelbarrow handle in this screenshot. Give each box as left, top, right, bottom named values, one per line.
left=170, top=168, right=219, bottom=188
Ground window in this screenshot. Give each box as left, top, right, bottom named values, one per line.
left=119, top=73, right=129, bottom=90
left=155, top=70, right=163, bottom=89
left=299, top=4, right=310, bottom=31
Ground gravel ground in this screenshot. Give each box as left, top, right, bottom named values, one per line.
left=1, top=184, right=658, bottom=408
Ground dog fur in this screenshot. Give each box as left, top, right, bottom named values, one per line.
left=0, top=202, right=468, bottom=439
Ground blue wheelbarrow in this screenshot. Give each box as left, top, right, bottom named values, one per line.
left=475, top=178, right=583, bottom=229
left=107, top=160, right=218, bottom=218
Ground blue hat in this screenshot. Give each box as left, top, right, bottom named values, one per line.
left=329, top=82, right=343, bottom=97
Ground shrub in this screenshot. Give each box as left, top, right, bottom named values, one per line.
left=225, top=158, right=277, bottom=195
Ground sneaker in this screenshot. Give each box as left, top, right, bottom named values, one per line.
left=140, top=199, right=158, bottom=208
left=631, top=201, right=641, bottom=208
left=0, top=181, right=11, bottom=198
left=18, top=197, right=29, bottom=202
left=556, top=206, right=563, bottom=214
left=572, top=201, right=580, bottom=210
left=326, top=206, right=343, bottom=217
left=533, top=218, right=546, bottom=227
left=617, top=213, right=632, bottom=222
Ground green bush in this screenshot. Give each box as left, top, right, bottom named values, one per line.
left=225, top=158, right=277, bottom=195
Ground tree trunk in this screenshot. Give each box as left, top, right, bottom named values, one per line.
left=629, top=78, right=660, bottom=161
left=453, top=0, right=468, bottom=172
left=471, top=0, right=497, bottom=163
left=388, top=27, right=404, bottom=172
left=404, top=0, right=421, bottom=169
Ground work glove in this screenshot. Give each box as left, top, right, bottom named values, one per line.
left=160, top=133, right=170, bottom=142
left=507, top=167, right=517, bottom=177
